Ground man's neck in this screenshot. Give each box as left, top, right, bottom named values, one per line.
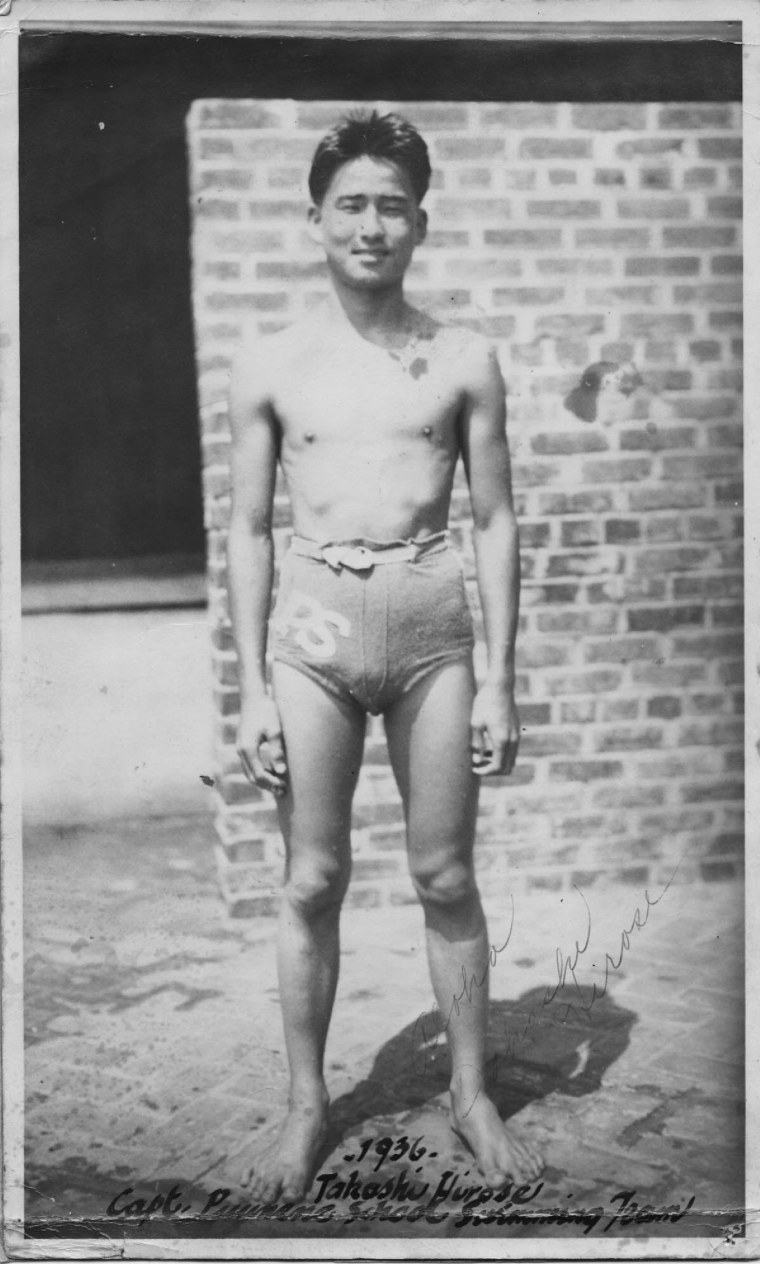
left=326, top=281, right=411, bottom=349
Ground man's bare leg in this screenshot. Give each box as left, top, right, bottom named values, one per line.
left=242, top=663, right=365, bottom=1202
left=385, top=660, right=543, bottom=1188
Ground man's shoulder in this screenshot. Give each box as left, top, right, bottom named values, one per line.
left=421, top=315, right=499, bottom=386
left=413, top=310, right=492, bottom=358
left=233, top=315, right=324, bottom=397
left=236, top=315, right=318, bottom=364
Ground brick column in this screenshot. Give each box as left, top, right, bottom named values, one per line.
left=187, top=99, right=743, bottom=914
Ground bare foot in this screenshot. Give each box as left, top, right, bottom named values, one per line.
left=241, top=1092, right=329, bottom=1203
left=451, top=1085, right=543, bottom=1189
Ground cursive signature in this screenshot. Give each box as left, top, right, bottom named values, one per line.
left=413, top=895, right=515, bottom=1074
left=517, top=861, right=681, bottom=1049
left=103, top=1180, right=696, bottom=1234
left=415, top=863, right=681, bottom=1072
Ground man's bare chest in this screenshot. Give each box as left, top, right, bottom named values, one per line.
left=273, top=348, right=464, bottom=447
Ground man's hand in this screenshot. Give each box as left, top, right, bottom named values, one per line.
left=470, top=682, right=520, bottom=776
left=237, top=695, right=288, bottom=797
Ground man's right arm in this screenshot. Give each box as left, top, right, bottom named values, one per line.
left=227, top=332, right=287, bottom=796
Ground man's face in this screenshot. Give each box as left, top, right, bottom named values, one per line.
left=308, top=155, right=427, bottom=291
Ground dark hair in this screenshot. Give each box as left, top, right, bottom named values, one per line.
left=308, top=110, right=432, bottom=206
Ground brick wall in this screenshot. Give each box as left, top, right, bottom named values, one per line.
left=186, top=99, right=743, bottom=915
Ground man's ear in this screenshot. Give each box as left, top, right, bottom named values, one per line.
left=307, top=203, right=323, bottom=244
left=415, top=207, right=428, bottom=246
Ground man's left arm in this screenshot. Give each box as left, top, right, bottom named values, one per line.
left=459, top=340, right=520, bottom=776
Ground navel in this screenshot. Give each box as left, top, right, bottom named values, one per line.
left=304, top=431, right=316, bottom=444
left=422, top=425, right=433, bottom=439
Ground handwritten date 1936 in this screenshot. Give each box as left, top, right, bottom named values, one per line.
left=343, top=1136, right=433, bottom=1170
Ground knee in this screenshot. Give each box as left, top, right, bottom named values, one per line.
left=411, top=858, right=477, bottom=909
left=284, top=860, right=348, bottom=917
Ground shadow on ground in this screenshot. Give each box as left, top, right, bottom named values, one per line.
left=326, top=985, right=635, bottom=1146
left=25, top=985, right=637, bottom=1242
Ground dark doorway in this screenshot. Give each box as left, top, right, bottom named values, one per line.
left=19, top=30, right=741, bottom=568
left=20, top=39, right=206, bottom=565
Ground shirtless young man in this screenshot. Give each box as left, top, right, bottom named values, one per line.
left=228, top=111, right=542, bottom=1204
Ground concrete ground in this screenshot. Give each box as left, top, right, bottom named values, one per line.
left=21, top=817, right=744, bottom=1248
left=16, top=609, right=746, bottom=1250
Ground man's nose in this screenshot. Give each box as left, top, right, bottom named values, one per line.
left=358, top=206, right=384, bottom=238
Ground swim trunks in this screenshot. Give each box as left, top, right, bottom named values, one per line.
left=270, top=533, right=475, bottom=714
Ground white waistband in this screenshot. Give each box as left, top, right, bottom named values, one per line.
left=290, top=532, right=449, bottom=571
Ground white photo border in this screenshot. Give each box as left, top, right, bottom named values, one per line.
left=2, top=2, right=756, bottom=1259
